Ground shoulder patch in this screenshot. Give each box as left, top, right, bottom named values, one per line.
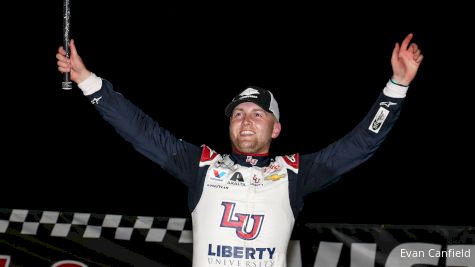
left=200, top=145, right=218, bottom=163
left=283, top=153, right=299, bottom=170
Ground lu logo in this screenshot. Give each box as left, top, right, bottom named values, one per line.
left=220, top=202, right=264, bottom=240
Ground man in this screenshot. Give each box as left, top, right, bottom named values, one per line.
left=56, top=33, right=423, bottom=266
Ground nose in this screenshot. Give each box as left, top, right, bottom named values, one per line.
left=242, top=114, right=251, bottom=125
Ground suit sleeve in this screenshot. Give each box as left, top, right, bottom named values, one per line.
left=298, top=81, right=407, bottom=195
left=84, top=79, right=201, bottom=188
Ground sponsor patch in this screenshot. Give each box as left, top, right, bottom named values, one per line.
left=230, top=172, right=244, bottom=182
left=264, top=174, right=286, bottom=181
left=369, top=107, right=389, bottom=133
left=380, top=101, right=397, bottom=108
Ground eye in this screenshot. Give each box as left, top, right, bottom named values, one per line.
left=232, top=111, right=242, bottom=118
left=254, top=112, right=264, bottom=118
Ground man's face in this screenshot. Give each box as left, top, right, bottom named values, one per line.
left=229, top=102, right=281, bottom=154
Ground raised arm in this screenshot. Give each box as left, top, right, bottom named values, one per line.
left=56, top=39, right=91, bottom=85
left=55, top=40, right=202, bottom=189
left=391, top=33, right=424, bottom=86
left=297, top=33, right=424, bottom=195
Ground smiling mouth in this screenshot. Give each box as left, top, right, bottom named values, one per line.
left=240, top=130, right=255, bottom=136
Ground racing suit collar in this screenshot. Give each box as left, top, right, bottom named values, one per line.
left=230, top=150, right=271, bottom=168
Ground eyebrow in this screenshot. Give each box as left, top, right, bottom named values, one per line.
left=233, top=107, right=265, bottom=113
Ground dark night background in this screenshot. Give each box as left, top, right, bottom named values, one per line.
left=2, top=2, right=473, bottom=226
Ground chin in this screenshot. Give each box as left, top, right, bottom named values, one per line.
left=240, top=148, right=255, bottom=154
left=237, top=145, right=257, bottom=154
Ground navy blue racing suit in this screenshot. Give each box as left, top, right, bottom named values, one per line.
left=80, top=74, right=407, bottom=266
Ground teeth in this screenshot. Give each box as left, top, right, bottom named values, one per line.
left=241, top=130, right=254, bottom=135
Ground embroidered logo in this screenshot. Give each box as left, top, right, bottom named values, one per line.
left=246, top=156, right=258, bottom=166
left=230, top=172, right=244, bottom=182
left=369, top=107, right=389, bottom=133
left=91, top=96, right=103, bottom=105
left=380, top=101, right=397, bottom=108
left=264, top=174, right=285, bottom=181
left=237, top=88, right=260, bottom=100
left=220, top=202, right=264, bottom=240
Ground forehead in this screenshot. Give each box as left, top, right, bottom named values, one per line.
left=233, top=102, right=263, bottom=111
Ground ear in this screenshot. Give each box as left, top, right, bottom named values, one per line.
left=271, top=121, right=281, bottom=139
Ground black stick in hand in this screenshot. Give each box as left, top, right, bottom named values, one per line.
left=62, top=0, right=72, bottom=90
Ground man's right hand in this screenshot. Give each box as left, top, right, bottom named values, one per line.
left=56, top=39, right=91, bottom=84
